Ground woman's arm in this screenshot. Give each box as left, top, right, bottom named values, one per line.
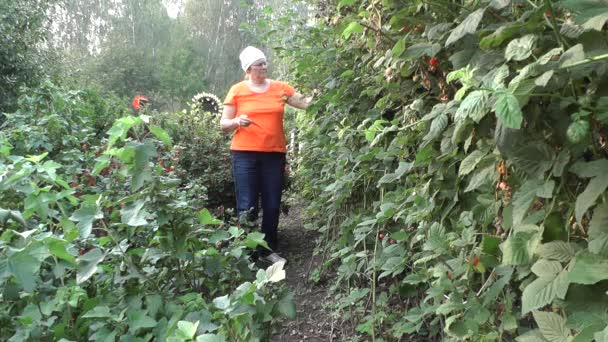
left=220, top=104, right=251, bottom=133
left=220, top=104, right=239, bottom=133
left=287, top=92, right=313, bottom=110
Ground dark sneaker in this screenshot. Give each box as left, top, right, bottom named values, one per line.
left=260, top=252, right=287, bottom=265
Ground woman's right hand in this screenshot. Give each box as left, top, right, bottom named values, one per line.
left=235, top=115, right=251, bottom=127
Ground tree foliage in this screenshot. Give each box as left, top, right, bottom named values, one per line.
left=0, top=0, right=52, bottom=112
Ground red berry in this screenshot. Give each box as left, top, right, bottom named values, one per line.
left=472, top=256, right=480, bottom=266
left=378, top=233, right=385, bottom=240
left=389, top=239, right=396, bottom=245
left=429, top=57, right=439, bottom=67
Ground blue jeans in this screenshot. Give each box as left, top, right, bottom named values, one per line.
left=231, top=151, right=285, bottom=252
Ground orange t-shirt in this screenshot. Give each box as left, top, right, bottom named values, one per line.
left=224, top=80, right=295, bottom=152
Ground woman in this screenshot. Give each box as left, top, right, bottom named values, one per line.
left=220, top=46, right=311, bottom=264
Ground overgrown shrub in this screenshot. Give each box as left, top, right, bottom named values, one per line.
left=154, top=99, right=234, bottom=209
left=265, top=0, right=608, bottom=340
left=0, top=88, right=294, bottom=341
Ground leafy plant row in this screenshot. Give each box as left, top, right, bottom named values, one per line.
left=0, top=83, right=293, bottom=341
left=267, top=0, right=608, bottom=340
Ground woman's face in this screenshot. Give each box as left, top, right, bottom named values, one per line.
left=248, top=59, right=267, bottom=82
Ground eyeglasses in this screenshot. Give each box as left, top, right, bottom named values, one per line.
left=251, top=61, right=267, bottom=68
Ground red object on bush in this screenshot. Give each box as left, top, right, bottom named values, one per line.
left=132, top=95, right=149, bottom=111
left=429, top=57, right=439, bottom=67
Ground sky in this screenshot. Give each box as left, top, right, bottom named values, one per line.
left=163, top=0, right=182, bottom=18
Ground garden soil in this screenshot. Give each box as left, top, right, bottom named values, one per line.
left=269, top=204, right=347, bottom=342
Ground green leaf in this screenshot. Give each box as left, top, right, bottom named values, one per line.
left=482, top=266, right=513, bottom=306
left=589, top=202, right=608, bottom=240
left=177, top=321, right=199, bottom=339
left=594, top=326, right=608, bottom=342
left=92, top=155, right=111, bottom=176
left=120, top=199, right=149, bottom=226
left=342, top=21, right=363, bottom=39
left=77, top=248, right=105, bottom=284
left=244, top=232, right=268, bottom=249
left=589, top=202, right=608, bottom=255
left=531, top=259, right=562, bottom=277
left=480, top=22, right=527, bottom=50
left=464, top=165, right=496, bottom=192
left=505, top=34, right=537, bottom=61
left=583, top=12, right=608, bottom=30
left=533, top=311, right=571, bottom=342
left=402, top=43, right=441, bottom=61
left=128, top=310, right=157, bottom=333
left=455, top=90, right=491, bottom=122
left=575, top=173, right=608, bottom=223
left=70, top=202, right=103, bottom=238
left=459, top=150, right=487, bottom=176
left=552, top=150, right=570, bottom=177
left=481, top=235, right=501, bottom=255
left=501, top=230, right=540, bottom=266
left=8, top=248, right=42, bottom=292
left=133, top=140, right=158, bottom=172
left=266, top=260, right=286, bottom=282
left=213, top=295, right=230, bottom=310
left=495, top=92, right=523, bottom=129
left=522, top=271, right=569, bottom=314
left=535, top=70, right=555, bottom=87
left=392, top=38, right=406, bottom=57
left=489, top=0, right=511, bottom=10
left=423, top=114, right=448, bottom=142
left=338, top=0, right=357, bottom=8
left=569, top=251, right=608, bottom=285
left=107, top=116, right=144, bottom=148
left=570, top=159, right=608, bottom=178
left=377, top=162, right=413, bottom=185
left=560, top=44, right=585, bottom=68
left=277, top=292, right=296, bottom=319
left=25, top=152, right=48, bottom=163
left=512, top=179, right=542, bottom=226
left=515, top=329, right=546, bottom=342
left=536, top=241, right=575, bottom=263
left=196, top=334, right=225, bottom=342
left=149, top=125, right=173, bottom=148
left=198, top=209, right=223, bottom=225
left=46, top=238, right=76, bottom=265
left=82, top=306, right=112, bottom=318
left=446, top=8, right=485, bottom=46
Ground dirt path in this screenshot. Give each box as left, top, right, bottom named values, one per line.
left=270, top=204, right=343, bottom=342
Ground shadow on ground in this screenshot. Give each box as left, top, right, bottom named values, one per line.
left=269, top=204, right=344, bottom=342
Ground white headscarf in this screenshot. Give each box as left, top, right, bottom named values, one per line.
left=239, top=46, right=266, bottom=72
